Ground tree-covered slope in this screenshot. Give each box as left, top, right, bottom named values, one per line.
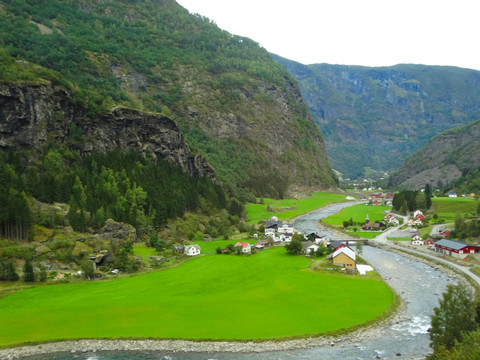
left=274, top=55, right=480, bottom=179
left=0, top=0, right=336, bottom=199
left=389, top=118, right=480, bottom=190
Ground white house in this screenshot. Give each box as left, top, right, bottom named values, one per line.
left=278, top=224, right=294, bottom=234
left=280, top=233, right=293, bottom=243
left=235, top=242, right=251, bottom=253
left=184, top=244, right=200, bottom=256
left=265, top=227, right=276, bottom=236
left=448, top=191, right=458, bottom=198
left=411, top=234, right=424, bottom=246
left=413, top=210, right=424, bottom=218
left=408, top=218, right=423, bottom=226
left=303, top=241, right=319, bottom=255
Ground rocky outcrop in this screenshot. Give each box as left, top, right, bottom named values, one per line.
left=0, top=82, right=215, bottom=179
left=95, top=218, right=137, bottom=243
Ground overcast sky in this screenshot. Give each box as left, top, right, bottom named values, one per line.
left=176, top=0, right=480, bottom=71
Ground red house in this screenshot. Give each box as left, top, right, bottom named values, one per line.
left=434, top=239, right=480, bottom=258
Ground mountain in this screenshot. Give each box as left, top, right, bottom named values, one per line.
left=389, top=118, right=480, bottom=189
left=0, top=0, right=336, bottom=199
left=273, top=55, right=480, bottom=179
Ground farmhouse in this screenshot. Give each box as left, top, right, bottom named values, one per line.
left=411, top=234, right=424, bottom=246
left=235, top=242, right=251, bottom=254
left=332, top=247, right=356, bottom=269
left=184, top=244, right=200, bottom=256
left=434, top=239, right=480, bottom=258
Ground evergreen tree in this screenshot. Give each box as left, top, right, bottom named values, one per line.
left=285, top=233, right=304, bottom=255
left=23, top=260, right=35, bottom=282
left=430, top=284, right=476, bottom=352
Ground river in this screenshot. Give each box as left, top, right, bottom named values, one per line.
left=25, top=202, right=455, bottom=360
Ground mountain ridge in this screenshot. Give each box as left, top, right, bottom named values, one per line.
left=274, top=55, right=480, bottom=179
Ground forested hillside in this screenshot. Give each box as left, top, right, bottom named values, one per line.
left=389, top=118, right=480, bottom=191
left=0, top=0, right=336, bottom=199
left=274, top=55, right=480, bottom=179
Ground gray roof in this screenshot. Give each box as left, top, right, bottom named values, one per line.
left=266, top=221, right=283, bottom=228
left=435, top=239, right=476, bottom=251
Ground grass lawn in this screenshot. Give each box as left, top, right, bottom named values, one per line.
left=0, top=247, right=394, bottom=347
left=429, top=197, right=479, bottom=222
left=322, top=204, right=391, bottom=226
left=246, top=192, right=349, bottom=223
left=133, top=242, right=158, bottom=262
left=347, top=231, right=383, bottom=239
left=387, top=238, right=411, bottom=241
left=192, top=239, right=257, bottom=254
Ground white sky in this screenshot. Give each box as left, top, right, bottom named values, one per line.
left=176, top=0, right=480, bottom=71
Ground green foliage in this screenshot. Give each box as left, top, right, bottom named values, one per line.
left=22, top=260, right=35, bottom=282
left=0, top=260, right=19, bottom=281
left=429, top=284, right=477, bottom=352
left=3, top=148, right=227, bottom=232
left=0, top=154, right=32, bottom=241
left=285, top=233, right=303, bottom=255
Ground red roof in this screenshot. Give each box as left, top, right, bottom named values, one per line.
left=235, top=242, right=250, bottom=247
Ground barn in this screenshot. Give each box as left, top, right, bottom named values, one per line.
left=434, top=239, right=480, bottom=258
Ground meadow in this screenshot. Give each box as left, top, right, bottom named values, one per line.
left=347, top=231, right=383, bottom=239
left=0, top=247, right=393, bottom=347
left=322, top=204, right=391, bottom=226
left=246, top=192, right=349, bottom=223
left=429, top=197, right=479, bottom=222
left=192, top=239, right=258, bottom=253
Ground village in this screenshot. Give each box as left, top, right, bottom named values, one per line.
left=175, top=192, right=480, bottom=275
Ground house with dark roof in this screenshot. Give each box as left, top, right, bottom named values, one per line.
left=434, top=239, right=480, bottom=258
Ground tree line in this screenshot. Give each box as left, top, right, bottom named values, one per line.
left=0, top=147, right=227, bottom=240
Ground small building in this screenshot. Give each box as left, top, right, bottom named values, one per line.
left=280, top=232, right=293, bottom=243
left=184, top=244, right=201, bottom=256
left=173, top=244, right=185, bottom=253
left=328, top=240, right=346, bottom=251
left=332, top=247, right=356, bottom=269
left=303, top=241, right=319, bottom=255
left=411, top=234, right=424, bottom=246
left=434, top=239, right=480, bottom=258
left=235, top=242, right=251, bottom=254
left=448, top=191, right=458, bottom=198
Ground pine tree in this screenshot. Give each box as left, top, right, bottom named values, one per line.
left=23, top=260, right=35, bottom=282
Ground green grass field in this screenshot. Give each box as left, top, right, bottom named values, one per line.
left=192, top=239, right=257, bottom=253
left=0, top=247, right=394, bottom=347
left=429, top=197, right=479, bottom=222
left=347, top=231, right=383, bottom=239
left=246, top=192, right=349, bottom=223
left=322, top=204, right=391, bottom=226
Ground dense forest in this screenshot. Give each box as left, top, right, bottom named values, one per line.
left=0, top=147, right=227, bottom=241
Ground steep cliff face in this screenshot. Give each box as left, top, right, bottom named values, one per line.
left=274, top=55, right=480, bottom=179
left=389, top=119, right=480, bottom=189
left=0, top=82, right=214, bottom=179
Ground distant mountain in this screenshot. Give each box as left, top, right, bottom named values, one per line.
left=389, top=118, right=480, bottom=189
left=274, top=55, right=480, bottom=179
left=0, top=0, right=336, bottom=200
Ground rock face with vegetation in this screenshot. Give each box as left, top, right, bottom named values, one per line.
left=389, top=119, right=480, bottom=189
left=0, top=82, right=214, bottom=179
left=274, top=55, right=480, bottom=179
left=0, top=0, right=336, bottom=199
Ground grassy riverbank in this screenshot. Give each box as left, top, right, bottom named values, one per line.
left=0, top=247, right=394, bottom=347
left=246, top=192, right=349, bottom=224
